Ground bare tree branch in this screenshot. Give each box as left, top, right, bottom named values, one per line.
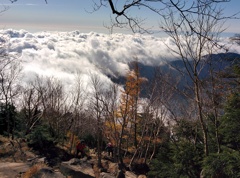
left=96, top=0, right=237, bottom=34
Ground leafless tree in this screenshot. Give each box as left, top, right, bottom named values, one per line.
left=89, top=0, right=234, bottom=34
left=158, top=1, right=227, bottom=156
left=101, top=83, right=120, bottom=162
left=0, top=4, right=9, bottom=14
left=230, top=33, right=240, bottom=45
left=0, top=53, right=22, bottom=139
left=9, top=0, right=236, bottom=35
left=19, top=77, right=44, bottom=135
left=0, top=6, right=22, bottom=139
left=31, top=76, right=71, bottom=142
left=67, top=73, right=91, bottom=153
left=88, top=72, right=106, bottom=167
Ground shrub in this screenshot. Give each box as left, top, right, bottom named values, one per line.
left=202, top=149, right=240, bottom=177
left=27, top=124, right=55, bottom=150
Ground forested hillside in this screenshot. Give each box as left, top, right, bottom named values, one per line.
left=0, top=49, right=239, bottom=177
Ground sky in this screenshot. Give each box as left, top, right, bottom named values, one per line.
left=1, top=0, right=130, bottom=33
left=1, top=0, right=240, bottom=35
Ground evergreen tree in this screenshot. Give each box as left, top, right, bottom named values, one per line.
left=148, top=119, right=203, bottom=178
left=202, top=69, right=240, bottom=177
left=0, top=103, right=17, bottom=136
left=219, top=93, right=240, bottom=151
left=219, top=64, right=240, bottom=150
left=202, top=150, right=240, bottom=178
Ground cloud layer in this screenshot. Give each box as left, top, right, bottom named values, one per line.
left=1, top=29, right=239, bottom=88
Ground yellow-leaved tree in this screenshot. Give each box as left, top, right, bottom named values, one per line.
left=119, top=61, right=146, bottom=155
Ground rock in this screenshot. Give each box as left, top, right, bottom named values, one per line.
left=125, top=171, right=137, bottom=178
left=38, top=157, right=47, bottom=163
left=82, top=156, right=88, bottom=162
left=27, top=157, right=37, bottom=162
left=33, top=167, right=66, bottom=178
left=60, top=161, right=95, bottom=178
left=0, top=162, right=31, bottom=178
left=107, top=162, right=118, bottom=176
left=69, top=158, right=81, bottom=165
left=100, top=172, right=115, bottom=178
left=102, top=160, right=109, bottom=169
left=30, top=157, right=47, bottom=166
left=53, top=169, right=66, bottom=178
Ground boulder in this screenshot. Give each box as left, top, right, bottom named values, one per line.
left=0, top=162, right=30, bottom=178
left=69, top=158, right=81, bottom=165
left=32, top=167, right=66, bottom=178
left=125, top=171, right=137, bottom=178
left=60, top=160, right=95, bottom=178
left=37, top=157, right=47, bottom=164
left=29, top=156, right=47, bottom=166
left=100, top=172, right=115, bottom=178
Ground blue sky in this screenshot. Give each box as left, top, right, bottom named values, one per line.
left=1, top=0, right=240, bottom=35
left=1, top=0, right=111, bottom=33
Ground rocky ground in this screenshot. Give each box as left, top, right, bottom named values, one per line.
left=0, top=136, right=147, bottom=178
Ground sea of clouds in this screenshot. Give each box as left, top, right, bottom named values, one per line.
left=1, top=29, right=240, bottom=89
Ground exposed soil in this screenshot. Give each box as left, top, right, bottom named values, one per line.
left=0, top=136, right=72, bottom=177
left=0, top=136, right=149, bottom=178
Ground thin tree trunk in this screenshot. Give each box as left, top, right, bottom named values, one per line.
left=194, top=77, right=209, bottom=156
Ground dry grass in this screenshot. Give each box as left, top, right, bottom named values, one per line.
left=0, top=136, right=32, bottom=162
left=0, top=144, right=7, bottom=155
left=0, top=135, right=9, bottom=142
left=92, top=164, right=101, bottom=178
left=23, top=163, right=48, bottom=178
left=0, top=136, right=15, bottom=161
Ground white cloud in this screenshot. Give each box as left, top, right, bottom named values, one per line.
left=1, top=29, right=239, bottom=90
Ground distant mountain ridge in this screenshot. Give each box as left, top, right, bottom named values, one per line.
left=109, top=52, right=240, bottom=96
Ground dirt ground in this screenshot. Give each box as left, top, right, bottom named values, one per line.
left=0, top=136, right=148, bottom=178
left=0, top=135, right=94, bottom=177
left=0, top=136, right=33, bottom=177
left=0, top=136, right=69, bottom=178
left=0, top=162, right=30, bottom=178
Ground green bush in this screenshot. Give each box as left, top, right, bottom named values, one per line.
left=27, top=124, right=55, bottom=150
left=148, top=141, right=202, bottom=178
left=219, top=93, right=240, bottom=150
left=202, top=149, right=240, bottom=177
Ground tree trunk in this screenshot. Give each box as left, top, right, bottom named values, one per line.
left=194, top=76, right=209, bottom=156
